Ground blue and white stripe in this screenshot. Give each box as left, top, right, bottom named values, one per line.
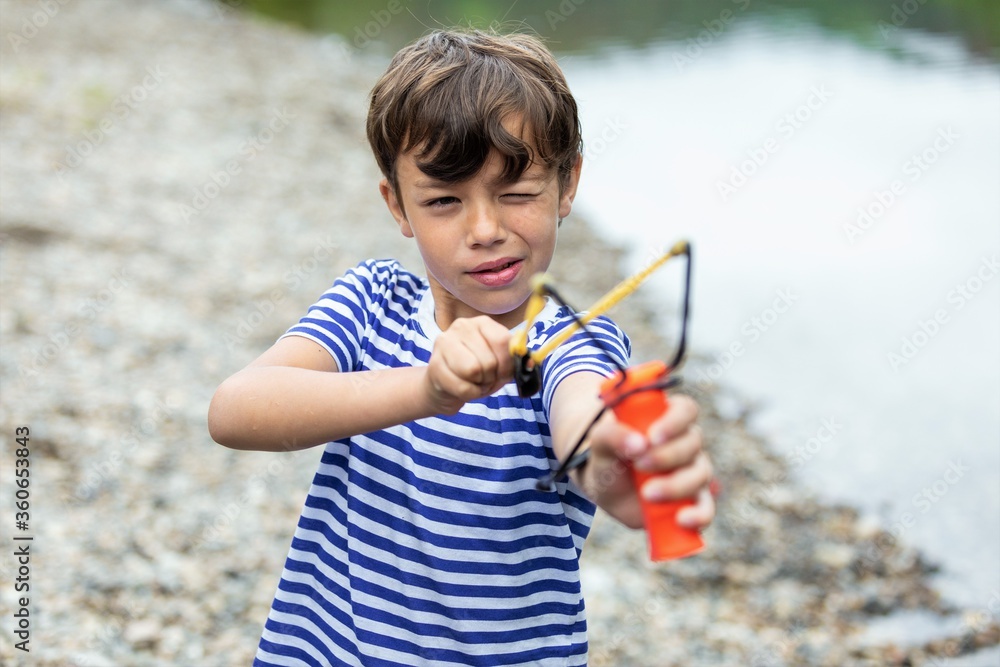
left=255, top=260, right=630, bottom=666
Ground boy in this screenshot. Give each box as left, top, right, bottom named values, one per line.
left=209, top=28, right=714, bottom=667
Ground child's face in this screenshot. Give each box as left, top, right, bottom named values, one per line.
left=380, top=148, right=581, bottom=330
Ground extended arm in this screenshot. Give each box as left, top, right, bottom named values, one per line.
left=209, top=337, right=432, bottom=451
left=208, top=316, right=513, bottom=451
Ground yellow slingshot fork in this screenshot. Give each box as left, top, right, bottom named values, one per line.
left=509, top=239, right=691, bottom=398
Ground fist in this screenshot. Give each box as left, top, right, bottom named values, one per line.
left=424, top=316, right=514, bottom=414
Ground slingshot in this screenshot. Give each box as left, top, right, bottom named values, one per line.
left=509, top=240, right=704, bottom=561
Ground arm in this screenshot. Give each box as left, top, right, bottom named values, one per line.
left=208, top=316, right=513, bottom=451
left=548, top=371, right=715, bottom=530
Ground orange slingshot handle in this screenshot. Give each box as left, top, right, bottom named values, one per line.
left=599, top=360, right=704, bottom=561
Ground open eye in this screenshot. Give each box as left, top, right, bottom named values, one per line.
left=426, top=196, right=459, bottom=208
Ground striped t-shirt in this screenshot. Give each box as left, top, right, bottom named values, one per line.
left=255, top=259, right=630, bottom=667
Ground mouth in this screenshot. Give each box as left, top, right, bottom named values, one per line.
left=467, top=258, right=523, bottom=287
left=469, top=258, right=522, bottom=274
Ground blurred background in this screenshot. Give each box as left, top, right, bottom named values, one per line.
left=243, top=0, right=1000, bottom=627
left=1, top=0, right=997, bottom=665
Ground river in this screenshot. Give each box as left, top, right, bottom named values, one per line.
left=560, top=14, right=1000, bottom=639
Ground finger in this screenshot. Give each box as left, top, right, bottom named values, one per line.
left=480, top=320, right=515, bottom=382
left=459, top=337, right=497, bottom=386
left=590, top=409, right=649, bottom=460
left=441, top=337, right=491, bottom=386
left=633, top=424, right=703, bottom=472
left=432, top=350, right=489, bottom=402
left=646, top=394, right=699, bottom=446
left=466, top=316, right=513, bottom=384
left=639, top=452, right=713, bottom=503
left=451, top=317, right=512, bottom=387
left=676, top=487, right=716, bottom=529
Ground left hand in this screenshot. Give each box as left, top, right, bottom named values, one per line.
left=578, top=393, right=715, bottom=530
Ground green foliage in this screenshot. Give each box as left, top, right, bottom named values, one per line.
left=234, top=0, right=998, bottom=61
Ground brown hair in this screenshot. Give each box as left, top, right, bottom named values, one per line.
left=366, top=29, right=582, bottom=194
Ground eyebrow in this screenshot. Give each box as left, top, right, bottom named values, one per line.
left=412, top=171, right=550, bottom=190
left=412, top=179, right=451, bottom=190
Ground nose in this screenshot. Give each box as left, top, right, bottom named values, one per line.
left=466, top=203, right=507, bottom=247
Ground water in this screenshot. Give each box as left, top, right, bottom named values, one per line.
left=246, top=0, right=1000, bottom=636
left=560, top=22, right=1000, bottom=611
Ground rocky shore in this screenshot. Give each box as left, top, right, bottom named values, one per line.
left=1, top=1, right=997, bottom=665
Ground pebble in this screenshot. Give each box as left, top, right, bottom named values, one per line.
left=124, top=619, right=163, bottom=649
left=814, top=542, right=857, bottom=570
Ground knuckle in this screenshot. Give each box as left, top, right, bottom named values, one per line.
left=672, top=393, right=698, bottom=418
left=453, top=357, right=472, bottom=376
left=688, top=427, right=704, bottom=451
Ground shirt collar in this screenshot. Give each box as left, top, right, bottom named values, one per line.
left=414, top=287, right=562, bottom=340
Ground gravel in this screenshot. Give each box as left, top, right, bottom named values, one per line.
left=1, top=1, right=997, bottom=665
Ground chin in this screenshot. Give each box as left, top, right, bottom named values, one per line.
left=473, top=291, right=531, bottom=323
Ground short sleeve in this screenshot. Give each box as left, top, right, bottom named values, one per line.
left=280, top=259, right=391, bottom=372
left=539, top=315, right=631, bottom=417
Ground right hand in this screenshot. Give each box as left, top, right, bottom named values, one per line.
left=423, top=316, right=514, bottom=414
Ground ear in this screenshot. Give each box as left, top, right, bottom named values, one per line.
left=379, top=178, right=413, bottom=238
left=558, top=154, right=583, bottom=220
